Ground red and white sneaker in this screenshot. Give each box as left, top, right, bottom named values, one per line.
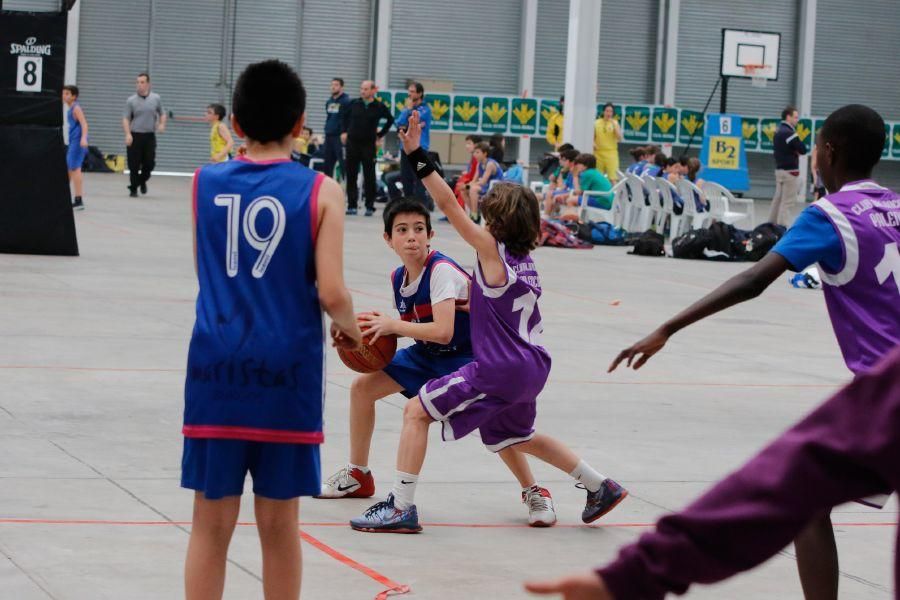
left=316, top=466, right=376, bottom=499
left=523, top=486, right=557, bottom=527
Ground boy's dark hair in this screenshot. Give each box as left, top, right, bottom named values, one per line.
left=137, top=72, right=150, bottom=81
left=781, top=105, right=798, bottom=120
left=603, top=102, right=614, bottom=111
left=208, top=103, right=226, bottom=120
left=481, top=183, right=541, bottom=257
left=409, top=80, right=424, bottom=95
left=232, top=60, right=305, bottom=143
left=490, top=133, right=505, bottom=147
left=665, top=157, right=678, bottom=168
left=465, top=134, right=483, bottom=143
left=474, top=141, right=491, bottom=154
left=654, top=151, right=667, bottom=167
left=303, top=126, right=313, bottom=135
left=383, top=198, right=432, bottom=235
left=332, top=77, right=344, bottom=87
left=560, top=149, right=580, bottom=161
left=645, top=144, right=660, bottom=154
left=557, top=143, right=575, bottom=153
left=574, top=153, right=597, bottom=169
left=629, top=146, right=645, bottom=160
left=820, top=104, right=885, bottom=173
left=62, top=84, right=79, bottom=97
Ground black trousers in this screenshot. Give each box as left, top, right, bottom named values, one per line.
left=127, top=132, right=156, bottom=191
left=399, top=151, right=427, bottom=203
left=322, top=134, right=344, bottom=178
left=345, top=141, right=376, bottom=210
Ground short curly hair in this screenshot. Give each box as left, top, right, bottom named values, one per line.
left=480, top=183, right=541, bottom=257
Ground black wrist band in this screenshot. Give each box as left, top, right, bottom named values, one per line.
left=406, top=147, right=436, bottom=179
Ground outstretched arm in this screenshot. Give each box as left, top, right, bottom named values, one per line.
left=398, top=110, right=500, bottom=266
left=609, top=253, right=789, bottom=372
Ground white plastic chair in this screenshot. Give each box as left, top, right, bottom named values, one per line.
left=655, top=177, right=684, bottom=240
left=579, top=180, right=626, bottom=225
left=529, top=181, right=545, bottom=196
left=703, top=181, right=755, bottom=228
left=640, top=174, right=663, bottom=232
left=623, top=172, right=645, bottom=231
left=676, top=178, right=711, bottom=230
left=615, top=169, right=626, bottom=182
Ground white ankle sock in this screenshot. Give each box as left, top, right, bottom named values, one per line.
left=349, top=463, right=370, bottom=474
left=569, top=460, right=605, bottom=493
left=391, top=471, right=419, bottom=510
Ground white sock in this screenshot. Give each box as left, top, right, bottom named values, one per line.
left=391, top=471, right=418, bottom=510
left=349, top=463, right=370, bottom=474
left=569, top=460, right=606, bottom=493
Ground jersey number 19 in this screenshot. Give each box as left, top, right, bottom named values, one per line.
left=214, top=194, right=286, bottom=278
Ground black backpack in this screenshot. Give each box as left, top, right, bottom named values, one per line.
left=629, top=230, right=665, bottom=256
left=745, top=223, right=787, bottom=262
left=672, top=228, right=712, bottom=259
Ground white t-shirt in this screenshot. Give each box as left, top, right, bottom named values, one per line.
left=396, top=262, right=469, bottom=307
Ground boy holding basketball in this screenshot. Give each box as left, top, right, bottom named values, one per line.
left=350, top=110, right=627, bottom=534
left=320, top=198, right=559, bottom=527
left=182, top=60, right=361, bottom=600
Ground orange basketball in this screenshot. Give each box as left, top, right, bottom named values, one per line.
left=336, top=314, right=397, bottom=373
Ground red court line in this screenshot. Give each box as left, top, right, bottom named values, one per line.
left=0, top=518, right=894, bottom=528
left=298, top=529, right=410, bottom=599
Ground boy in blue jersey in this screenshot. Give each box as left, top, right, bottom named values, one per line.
left=182, top=60, right=361, bottom=600
left=318, top=198, right=558, bottom=526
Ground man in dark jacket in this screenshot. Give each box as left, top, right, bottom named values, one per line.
left=341, top=80, right=394, bottom=216
left=770, top=105, right=808, bottom=225
left=322, top=77, right=350, bottom=178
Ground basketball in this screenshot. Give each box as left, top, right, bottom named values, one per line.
left=336, top=314, right=397, bottom=373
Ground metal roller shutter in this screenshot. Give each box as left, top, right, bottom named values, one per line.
left=231, top=0, right=299, bottom=75
left=389, top=0, right=521, bottom=93
left=298, top=0, right=372, bottom=134
left=534, top=0, right=569, bottom=97
left=4, top=0, right=61, bottom=10
left=149, top=0, right=226, bottom=171
left=597, top=0, right=657, bottom=104
left=77, top=0, right=151, bottom=166
left=676, top=0, right=797, bottom=116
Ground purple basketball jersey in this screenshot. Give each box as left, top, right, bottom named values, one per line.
left=460, top=243, right=552, bottom=400
left=813, top=180, right=900, bottom=373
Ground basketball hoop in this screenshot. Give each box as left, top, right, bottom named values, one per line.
left=744, top=64, right=768, bottom=88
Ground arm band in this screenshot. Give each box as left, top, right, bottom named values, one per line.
left=405, top=147, right=437, bottom=179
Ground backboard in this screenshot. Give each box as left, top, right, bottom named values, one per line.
left=720, top=29, right=780, bottom=80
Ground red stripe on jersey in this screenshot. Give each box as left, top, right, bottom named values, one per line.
left=183, top=425, right=324, bottom=444
left=414, top=303, right=433, bottom=319
left=311, top=173, right=324, bottom=246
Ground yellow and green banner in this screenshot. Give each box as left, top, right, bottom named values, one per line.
left=371, top=89, right=900, bottom=160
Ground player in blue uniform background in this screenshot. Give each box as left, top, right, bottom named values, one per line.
left=181, top=60, right=361, bottom=600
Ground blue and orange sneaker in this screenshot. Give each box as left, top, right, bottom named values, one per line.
left=581, top=478, right=628, bottom=523
left=350, top=494, right=422, bottom=533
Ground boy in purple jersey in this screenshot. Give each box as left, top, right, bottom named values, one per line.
left=350, top=110, right=627, bottom=534
left=608, top=104, right=900, bottom=600
left=525, top=346, right=900, bottom=599
left=183, top=60, right=361, bottom=600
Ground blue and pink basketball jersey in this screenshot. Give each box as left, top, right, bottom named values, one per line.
left=391, top=250, right=472, bottom=356
left=184, top=156, right=326, bottom=444
left=813, top=180, right=900, bottom=374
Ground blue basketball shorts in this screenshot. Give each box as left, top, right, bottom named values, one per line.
left=66, top=143, right=87, bottom=171
left=382, top=344, right=474, bottom=398
left=181, top=437, right=320, bottom=500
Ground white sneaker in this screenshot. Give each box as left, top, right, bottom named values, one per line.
left=523, top=485, right=557, bottom=527
left=315, top=466, right=375, bottom=499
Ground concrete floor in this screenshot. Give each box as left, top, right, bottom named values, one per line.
left=0, top=172, right=895, bottom=599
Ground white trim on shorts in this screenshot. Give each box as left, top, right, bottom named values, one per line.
left=419, top=376, right=465, bottom=420
left=484, top=432, right=535, bottom=453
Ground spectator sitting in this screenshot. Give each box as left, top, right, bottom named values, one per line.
left=291, top=126, right=317, bottom=163
left=564, top=153, right=612, bottom=213
left=453, top=134, right=482, bottom=209
left=626, top=146, right=647, bottom=174
left=488, top=133, right=506, bottom=164
left=641, top=150, right=667, bottom=177
left=543, top=148, right=579, bottom=214
left=466, top=141, right=503, bottom=223
left=685, top=156, right=708, bottom=211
